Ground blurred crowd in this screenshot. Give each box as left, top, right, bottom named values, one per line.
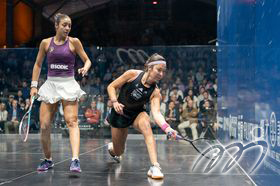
left=0, top=46, right=217, bottom=139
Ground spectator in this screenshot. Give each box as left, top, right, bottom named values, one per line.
left=80, top=77, right=91, bottom=94
left=103, top=69, right=112, bottom=84
left=90, top=78, right=101, bottom=95
left=19, top=101, right=26, bottom=113
left=85, top=100, right=101, bottom=125
left=169, top=86, right=184, bottom=103
left=199, top=91, right=214, bottom=113
left=165, top=101, right=180, bottom=129
left=160, top=83, right=170, bottom=101
left=78, top=95, right=88, bottom=117
left=0, top=103, right=8, bottom=133
left=200, top=100, right=217, bottom=137
left=178, top=99, right=198, bottom=140
left=21, top=80, right=30, bottom=100
left=96, top=95, right=105, bottom=122
left=6, top=94, right=14, bottom=111
left=169, top=94, right=181, bottom=109
left=197, top=87, right=207, bottom=108
left=103, top=99, right=113, bottom=126
left=196, top=67, right=205, bottom=84
left=5, top=100, right=22, bottom=133
left=184, top=89, right=198, bottom=108
left=15, top=90, right=24, bottom=103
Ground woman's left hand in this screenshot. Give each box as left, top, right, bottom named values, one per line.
left=78, top=66, right=89, bottom=77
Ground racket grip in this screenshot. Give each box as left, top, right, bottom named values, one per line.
left=167, top=132, right=183, bottom=140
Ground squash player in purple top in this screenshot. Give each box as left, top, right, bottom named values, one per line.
left=30, top=13, right=91, bottom=173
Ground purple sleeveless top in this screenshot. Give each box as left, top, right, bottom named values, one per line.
left=47, top=37, right=75, bottom=77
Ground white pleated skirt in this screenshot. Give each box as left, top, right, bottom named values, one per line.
left=38, top=76, right=86, bottom=104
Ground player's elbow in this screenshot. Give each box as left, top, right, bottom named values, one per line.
left=34, top=62, right=42, bottom=70
left=107, top=83, right=116, bottom=94
left=107, top=84, right=112, bottom=92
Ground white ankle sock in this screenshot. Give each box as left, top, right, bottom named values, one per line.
left=72, top=157, right=79, bottom=161
left=153, top=162, right=160, bottom=167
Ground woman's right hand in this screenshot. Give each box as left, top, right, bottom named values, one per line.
left=30, top=87, right=38, bottom=100
left=165, top=127, right=178, bottom=140
left=113, top=101, right=125, bottom=115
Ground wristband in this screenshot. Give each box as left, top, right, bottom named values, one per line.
left=31, top=81, right=38, bottom=88
left=160, top=123, right=170, bottom=132
left=111, top=99, right=118, bottom=103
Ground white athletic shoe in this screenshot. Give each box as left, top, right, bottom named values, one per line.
left=147, top=177, right=164, bottom=186
left=108, top=142, right=121, bottom=163
left=147, top=163, right=164, bottom=179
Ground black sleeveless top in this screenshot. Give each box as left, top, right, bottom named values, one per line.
left=118, top=71, right=157, bottom=112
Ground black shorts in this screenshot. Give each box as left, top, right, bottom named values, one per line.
left=107, top=108, right=145, bottom=128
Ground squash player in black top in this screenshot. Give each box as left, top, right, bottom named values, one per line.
left=107, top=53, right=177, bottom=179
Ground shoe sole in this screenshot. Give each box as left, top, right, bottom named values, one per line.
left=108, top=148, right=120, bottom=163
left=37, top=164, right=54, bottom=171
left=147, top=172, right=164, bottom=179
left=112, top=156, right=120, bottom=163
left=70, top=169, right=82, bottom=173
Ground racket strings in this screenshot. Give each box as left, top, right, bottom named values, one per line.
left=19, top=96, right=36, bottom=142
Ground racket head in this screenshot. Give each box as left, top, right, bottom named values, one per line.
left=19, top=96, right=36, bottom=142
left=19, top=112, right=30, bottom=142
left=167, top=132, right=217, bottom=159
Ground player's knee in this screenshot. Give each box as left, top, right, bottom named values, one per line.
left=40, top=125, right=47, bottom=130
left=40, top=122, right=51, bottom=130
left=140, top=120, right=152, bottom=135
left=65, top=116, right=78, bottom=128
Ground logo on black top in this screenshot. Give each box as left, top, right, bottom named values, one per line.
left=131, top=88, right=143, bottom=100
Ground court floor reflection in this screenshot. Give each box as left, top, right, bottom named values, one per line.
left=0, top=134, right=255, bottom=186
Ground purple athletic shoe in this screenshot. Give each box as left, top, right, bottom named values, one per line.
left=37, top=159, right=54, bottom=171
left=70, top=159, right=82, bottom=173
